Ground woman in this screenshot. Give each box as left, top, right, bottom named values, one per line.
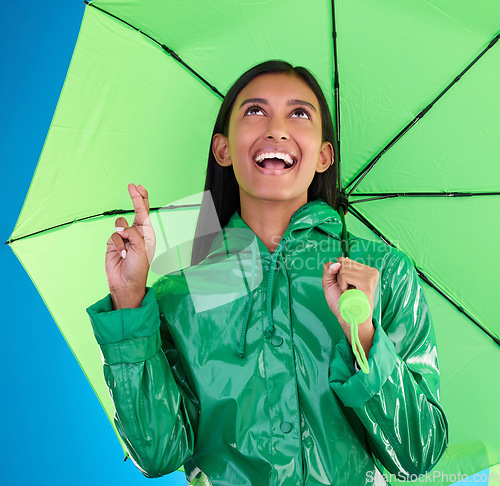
left=86, top=61, right=448, bottom=485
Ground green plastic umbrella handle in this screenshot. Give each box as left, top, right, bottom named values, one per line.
left=339, top=289, right=371, bottom=374
left=338, top=203, right=370, bottom=374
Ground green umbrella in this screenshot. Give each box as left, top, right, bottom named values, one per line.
left=6, top=0, right=500, bottom=483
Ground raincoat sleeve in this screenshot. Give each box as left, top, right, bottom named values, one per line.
left=86, top=286, right=199, bottom=478
left=329, top=250, right=449, bottom=478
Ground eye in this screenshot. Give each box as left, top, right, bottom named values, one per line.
left=291, top=108, right=311, bottom=120
left=244, top=105, right=266, bottom=116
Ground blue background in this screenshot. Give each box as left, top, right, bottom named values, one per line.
left=1, top=2, right=185, bottom=485
left=0, top=2, right=489, bottom=485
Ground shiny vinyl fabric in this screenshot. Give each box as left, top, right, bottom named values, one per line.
left=86, top=199, right=448, bottom=485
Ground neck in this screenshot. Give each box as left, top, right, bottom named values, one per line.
left=239, top=191, right=308, bottom=253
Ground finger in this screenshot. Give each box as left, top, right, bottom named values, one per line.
left=108, top=232, right=127, bottom=259
left=136, top=184, right=150, bottom=214
left=127, top=183, right=149, bottom=226
left=115, top=225, right=145, bottom=252
left=323, top=261, right=340, bottom=286
left=114, top=217, right=130, bottom=231
left=332, top=258, right=350, bottom=293
left=339, top=275, right=349, bottom=293
left=328, top=261, right=341, bottom=277
left=337, top=257, right=379, bottom=288
left=322, top=262, right=342, bottom=312
left=336, top=256, right=351, bottom=266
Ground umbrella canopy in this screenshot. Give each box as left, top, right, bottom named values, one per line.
left=7, top=0, right=500, bottom=483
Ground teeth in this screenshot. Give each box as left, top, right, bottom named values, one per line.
left=255, top=152, right=294, bottom=165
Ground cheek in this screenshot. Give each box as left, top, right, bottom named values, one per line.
left=293, top=125, right=321, bottom=145
left=229, top=128, right=255, bottom=159
left=299, top=135, right=324, bottom=161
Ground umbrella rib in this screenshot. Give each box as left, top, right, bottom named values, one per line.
left=345, top=31, right=500, bottom=197
left=350, top=192, right=500, bottom=204
left=331, top=0, right=342, bottom=198
left=348, top=205, right=500, bottom=347
left=83, top=1, right=224, bottom=99
left=4, top=205, right=201, bottom=245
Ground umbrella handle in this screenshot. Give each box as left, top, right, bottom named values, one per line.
left=339, top=290, right=370, bottom=374
left=338, top=206, right=370, bottom=374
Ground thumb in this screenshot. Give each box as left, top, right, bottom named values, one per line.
left=115, top=226, right=145, bottom=252
left=323, top=261, right=341, bottom=286
left=322, top=261, right=343, bottom=322
left=322, top=261, right=342, bottom=295
left=322, top=262, right=342, bottom=318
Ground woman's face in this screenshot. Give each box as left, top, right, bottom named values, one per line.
left=212, top=72, right=333, bottom=206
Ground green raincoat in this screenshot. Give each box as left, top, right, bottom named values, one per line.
left=86, top=199, right=448, bottom=485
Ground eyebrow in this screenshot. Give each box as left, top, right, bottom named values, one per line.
left=239, top=97, right=317, bottom=112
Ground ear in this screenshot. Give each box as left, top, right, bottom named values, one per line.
left=316, top=141, right=334, bottom=173
left=212, top=133, right=232, bottom=167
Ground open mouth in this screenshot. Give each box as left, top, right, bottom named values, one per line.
left=254, top=151, right=298, bottom=170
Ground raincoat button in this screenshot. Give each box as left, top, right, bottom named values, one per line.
left=271, top=336, right=283, bottom=347
left=280, top=422, right=292, bottom=433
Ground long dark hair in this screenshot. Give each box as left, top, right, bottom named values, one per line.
left=191, top=60, right=339, bottom=265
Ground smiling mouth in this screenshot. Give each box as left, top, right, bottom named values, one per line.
left=254, top=152, right=297, bottom=170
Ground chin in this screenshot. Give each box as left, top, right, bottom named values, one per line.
left=252, top=190, right=308, bottom=203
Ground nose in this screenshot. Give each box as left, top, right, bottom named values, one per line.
left=264, top=118, right=289, bottom=141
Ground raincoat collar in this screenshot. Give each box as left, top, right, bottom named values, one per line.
left=225, top=198, right=343, bottom=251
left=217, top=199, right=343, bottom=358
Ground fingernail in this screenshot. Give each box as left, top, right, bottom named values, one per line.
left=121, top=250, right=126, bottom=259
left=330, top=262, right=341, bottom=270
left=125, top=242, right=131, bottom=250
left=115, top=227, right=124, bottom=232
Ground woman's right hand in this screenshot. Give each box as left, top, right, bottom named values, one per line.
left=105, top=183, right=156, bottom=309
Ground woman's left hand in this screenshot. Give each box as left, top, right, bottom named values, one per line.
left=322, top=257, right=379, bottom=356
